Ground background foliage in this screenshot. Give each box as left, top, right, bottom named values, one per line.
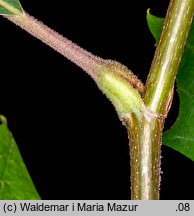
left=0, top=0, right=193, bottom=199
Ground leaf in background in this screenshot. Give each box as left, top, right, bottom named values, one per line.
left=147, top=11, right=194, bottom=162
left=0, top=0, right=23, bottom=15
left=146, top=9, right=164, bottom=45
left=0, top=117, right=40, bottom=199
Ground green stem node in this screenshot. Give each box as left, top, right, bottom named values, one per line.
left=127, top=0, right=194, bottom=199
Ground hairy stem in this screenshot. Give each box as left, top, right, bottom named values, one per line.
left=3, top=11, right=146, bottom=120
left=3, top=0, right=194, bottom=200
left=127, top=0, right=194, bottom=199
left=4, top=12, right=144, bottom=93
left=126, top=114, right=163, bottom=199
left=5, top=12, right=102, bottom=81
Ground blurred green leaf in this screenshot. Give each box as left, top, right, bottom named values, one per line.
left=0, top=0, right=23, bottom=15
left=0, top=117, right=40, bottom=199
left=147, top=10, right=194, bottom=162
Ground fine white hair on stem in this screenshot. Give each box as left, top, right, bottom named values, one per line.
left=5, top=12, right=103, bottom=80
left=4, top=12, right=144, bottom=94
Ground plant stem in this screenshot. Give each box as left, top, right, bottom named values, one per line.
left=4, top=12, right=103, bottom=81
left=144, top=0, right=194, bottom=114
left=3, top=0, right=194, bottom=200
left=4, top=12, right=144, bottom=92
left=4, top=12, right=146, bottom=119
left=125, top=114, right=163, bottom=200
left=127, top=0, right=194, bottom=199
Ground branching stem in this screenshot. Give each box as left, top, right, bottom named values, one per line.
left=126, top=0, right=194, bottom=199
left=2, top=0, right=194, bottom=200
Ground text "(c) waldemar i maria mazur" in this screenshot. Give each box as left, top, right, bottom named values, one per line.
left=19, top=202, right=139, bottom=212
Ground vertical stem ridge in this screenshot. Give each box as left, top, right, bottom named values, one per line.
left=3, top=0, right=194, bottom=200
left=144, top=0, right=194, bottom=115
left=127, top=115, right=162, bottom=199
left=128, top=0, right=194, bottom=200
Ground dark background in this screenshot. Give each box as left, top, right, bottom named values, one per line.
left=0, top=0, right=194, bottom=199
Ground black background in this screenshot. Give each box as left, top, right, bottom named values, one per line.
left=0, top=0, right=194, bottom=199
